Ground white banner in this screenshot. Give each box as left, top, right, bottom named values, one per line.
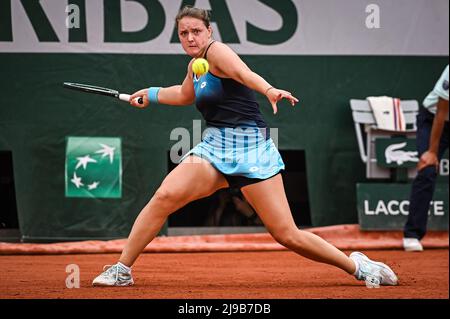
left=0, top=0, right=448, bottom=55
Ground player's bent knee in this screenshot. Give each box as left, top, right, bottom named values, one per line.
left=271, top=227, right=301, bottom=248
left=152, top=188, right=184, bottom=210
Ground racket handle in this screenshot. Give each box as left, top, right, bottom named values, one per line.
left=119, top=94, right=144, bottom=105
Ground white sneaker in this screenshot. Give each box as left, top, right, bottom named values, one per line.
left=350, top=252, right=398, bottom=287
left=92, top=263, right=134, bottom=287
left=403, top=238, right=423, bottom=252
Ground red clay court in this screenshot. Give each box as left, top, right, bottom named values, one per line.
left=0, top=250, right=448, bottom=299
left=0, top=225, right=448, bottom=299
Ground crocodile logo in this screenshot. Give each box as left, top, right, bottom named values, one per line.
left=385, top=142, right=418, bottom=165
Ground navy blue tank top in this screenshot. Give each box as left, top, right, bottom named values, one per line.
left=193, top=43, right=267, bottom=128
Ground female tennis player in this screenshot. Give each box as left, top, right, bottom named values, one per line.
left=92, top=6, right=398, bottom=288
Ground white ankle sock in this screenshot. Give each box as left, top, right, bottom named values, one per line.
left=117, top=262, right=131, bottom=272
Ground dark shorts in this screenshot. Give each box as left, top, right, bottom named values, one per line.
left=223, top=172, right=280, bottom=189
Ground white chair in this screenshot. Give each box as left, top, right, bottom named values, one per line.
left=350, top=99, right=419, bottom=179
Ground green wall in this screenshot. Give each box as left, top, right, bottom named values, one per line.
left=0, top=53, right=447, bottom=241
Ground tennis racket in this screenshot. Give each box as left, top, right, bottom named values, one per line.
left=63, top=82, right=144, bottom=105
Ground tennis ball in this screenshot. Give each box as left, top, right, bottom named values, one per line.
left=192, top=58, right=209, bottom=76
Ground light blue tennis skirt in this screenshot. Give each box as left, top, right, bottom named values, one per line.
left=180, top=127, right=285, bottom=179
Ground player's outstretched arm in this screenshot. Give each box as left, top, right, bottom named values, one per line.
left=208, top=42, right=299, bottom=114
left=129, top=60, right=196, bottom=108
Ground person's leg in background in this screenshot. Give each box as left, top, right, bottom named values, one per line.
left=404, top=108, right=449, bottom=250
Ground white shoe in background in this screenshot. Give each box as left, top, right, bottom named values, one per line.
left=403, top=238, right=423, bottom=252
